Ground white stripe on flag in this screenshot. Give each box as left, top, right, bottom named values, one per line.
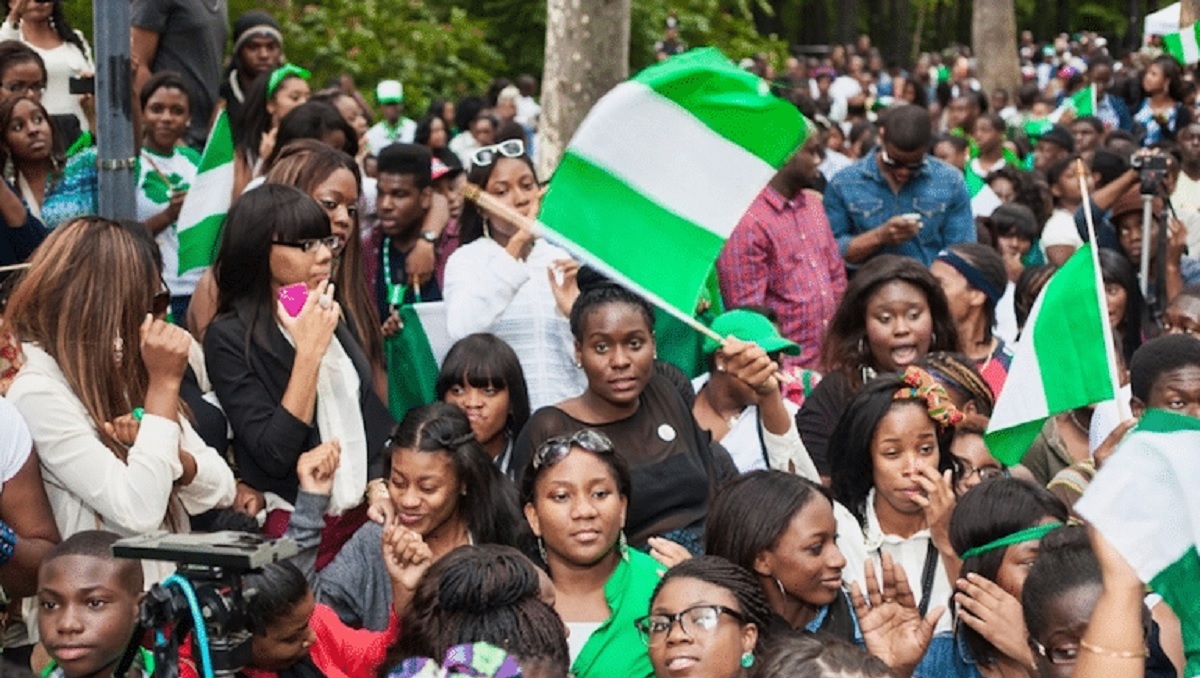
left=567, top=81, right=778, bottom=240
left=1183, top=28, right=1200, bottom=65
left=988, top=289, right=1050, bottom=426
left=412, top=301, right=453, bottom=365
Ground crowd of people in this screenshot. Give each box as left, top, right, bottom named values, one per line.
left=0, top=2, right=1191, bottom=677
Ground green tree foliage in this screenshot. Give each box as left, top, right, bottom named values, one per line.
left=630, top=0, right=788, bottom=71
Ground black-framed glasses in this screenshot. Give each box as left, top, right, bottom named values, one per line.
left=951, top=457, right=1006, bottom=485
left=634, top=605, right=746, bottom=647
left=273, top=236, right=342, bottom=254
left=880, top=148, right=924, bottom=171
left=532, top=429, right=615, bottom=471
left=471, top=139, right=525, bottom=167
left=1031, top=639, right=1079, bottom=665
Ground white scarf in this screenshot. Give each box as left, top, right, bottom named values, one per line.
left=279, top=326, right=368, bottom=515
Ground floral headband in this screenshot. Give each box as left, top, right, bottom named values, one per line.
left=386, top=643, right=522, bottom=678
left=894, top=365, right=965, bottom=430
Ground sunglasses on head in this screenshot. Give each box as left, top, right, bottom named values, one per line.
left=532, top=429, right=615, bottom=471
left=880, top=148, right=924, bottom=171
left=471, top=139, right=525, bottom=167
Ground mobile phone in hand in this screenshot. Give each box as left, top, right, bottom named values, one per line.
left=278, top=283, right=308, bottom=318
left=900, top=212, right=923, bottom=229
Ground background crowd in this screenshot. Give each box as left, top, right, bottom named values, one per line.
left=0, top=2, right=1192, bottom=678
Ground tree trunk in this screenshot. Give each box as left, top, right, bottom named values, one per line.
left=535, top=0, right=630, bottom=180
left=1183, top=0, right=1200, bottom=25
left=972, top=0, right=1019, bottom=102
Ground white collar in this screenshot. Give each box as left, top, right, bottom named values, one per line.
left=862, top=488, right=932, bottom=552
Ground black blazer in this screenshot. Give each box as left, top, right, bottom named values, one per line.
left=204, top=302, right=394, bottom=504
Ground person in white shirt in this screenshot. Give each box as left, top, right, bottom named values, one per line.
left=365, top=79, right=416, bottom=155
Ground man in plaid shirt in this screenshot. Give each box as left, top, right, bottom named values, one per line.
left=717, top=133, right=847, bottom=370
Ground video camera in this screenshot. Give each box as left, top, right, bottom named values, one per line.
left=1131, top=153, right=1170, bottom=195
left=112, top=532, right=297, bottom=678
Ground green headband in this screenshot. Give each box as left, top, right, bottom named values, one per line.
left=267, top=63, right=311, bottom=98
left=959, top=523, right=1062, bottom=560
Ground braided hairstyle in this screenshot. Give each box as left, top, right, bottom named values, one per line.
left=387, top=403, right=530, bottom=550
left=651, top=556, right=774, bottom=660
left=379, top=545, right=568, bottom=676
left=916, top=351, right=995, bottom=415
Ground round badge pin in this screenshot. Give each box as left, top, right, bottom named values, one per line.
left=657, top=423, right=677, bottom=442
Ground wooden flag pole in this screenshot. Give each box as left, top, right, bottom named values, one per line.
left=0, top=262, right=30, bottom=273
left=461, top=182, right=728, bottom=346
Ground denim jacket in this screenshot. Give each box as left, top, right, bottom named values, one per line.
left=824, top=150, right=975, bottom=265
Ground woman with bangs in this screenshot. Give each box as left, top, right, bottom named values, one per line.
left=204, top=185, right=394, bottom=569
left=4, top=216, right=236, bottom=583
left=436, top=333, right=531, bottom=479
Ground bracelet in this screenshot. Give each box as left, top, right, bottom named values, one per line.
left=0, top=520, right=17, bottom=566
left=1078, top=638, right=1148, bottom=658
left=365, top=479, right=389, bottom=500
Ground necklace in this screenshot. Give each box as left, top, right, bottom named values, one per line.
left=1066, top=408, right=1090, bottom=433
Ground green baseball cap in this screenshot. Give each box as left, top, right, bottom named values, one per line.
left=703, top=309, right=800, bottom=357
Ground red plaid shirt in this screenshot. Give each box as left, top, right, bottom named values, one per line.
left=717, top=186, right=847, bottom=369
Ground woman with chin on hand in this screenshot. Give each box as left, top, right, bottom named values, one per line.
left=5, top=217, right=236, bottom=584
left=205, top=184, right=393, bottom=569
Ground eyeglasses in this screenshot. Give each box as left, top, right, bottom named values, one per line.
left=273, top=236, right=342, bottom=254
left=1031, top=639, right=1079, bottom=665
left=879, top=148, right=924, bottom=171
left=471, top=139, right=525, bottom=167
left=532, top=429, right=615, bottom=471
left=952, top=457, right=1006, bottom=484
left=1, top=81, right=45, bottom=97
left=634, top=605, right=745, bottom=647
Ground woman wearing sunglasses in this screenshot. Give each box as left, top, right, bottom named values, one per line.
left=520, top=429, right=662, bottom=677
left=5, top=217, right=236, bottom=584
left=640, top=556, right=774, bottom=678
left=204, top=184, right=394, bottom=568
left=442, top=137, right=586, bottom=410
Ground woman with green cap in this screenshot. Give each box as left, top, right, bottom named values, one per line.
left=692, top=308, right=818, bottom=479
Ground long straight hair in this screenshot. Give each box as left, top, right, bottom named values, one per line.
left=264, top=140, right=383, bottom=369
left=5, top=217, right=158, bottom=457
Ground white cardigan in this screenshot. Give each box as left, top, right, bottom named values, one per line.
left=7, top=344, right=236, bottom=585
left=443, top=237, right=587, bottom=410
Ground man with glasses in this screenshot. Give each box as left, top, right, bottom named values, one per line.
left=824, top=104, right=973, bottom=266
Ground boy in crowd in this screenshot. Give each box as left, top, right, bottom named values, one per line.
left=37, top=531, right=147, bottom=678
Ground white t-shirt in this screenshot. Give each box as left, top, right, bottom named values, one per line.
left=0, top=396, right=32, bottom=484
left=137, top=146, right=202, bottom=297
left=1041, top=208, right=1084, bottom=250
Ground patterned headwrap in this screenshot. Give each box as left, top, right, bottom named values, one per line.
left=386, top=643, right=523, bottom=678
left=894, top=365, right=965, bottom=430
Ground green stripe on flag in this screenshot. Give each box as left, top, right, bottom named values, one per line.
left=633, top=47, right=804, bottom=168
left=1032, top=246, right=1113, bottom=412
left=1164, top=23, right=1200, bottom=65
left=541, top=153, right=725, bottom=313
left=1149, top=545, right=1200, bottom=677
left=196, top=111, right=234, bottom=171
left=386, top=298, right=441, bottom=420
left=178, top=213, right=225, bottom=274
left=1136, top=408, right=1200, bottom=434
left=1069, top=85, right=1095, bottom=117
left=983, top=418, right=1046, bottom=467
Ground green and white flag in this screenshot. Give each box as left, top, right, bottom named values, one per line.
left=176, top=110, right=234, bottom=273
left=385, top=300, right=454, bottom=420
left=539, top=47, right=807, bottom=318
left=984, top=243, right=1118, bottom=465
left=964, top=164, right=1001, bottom=218
left=1165, top=22, right=1200, bottom=65
left=1049, top=85, right=1095, bottom=122
left=1076, top=409, right=1200, bottom=677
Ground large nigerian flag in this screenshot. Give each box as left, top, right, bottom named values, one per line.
left=984, top=243, right=1117, bottom=465
left=1076, top=409, right=1200, bottom=677
left=1165, top=22, right=1200, bottom=65
left=176, top=110, right=234, bottom=273
left=539, top=47, right=807, bottom=317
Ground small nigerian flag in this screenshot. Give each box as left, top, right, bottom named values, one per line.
left=177, top=110, right=234, bottom=273
left=1076, top=409, right=1200, bottom=676
left=1165, top=22, right=1200, bottom=65
left=386, top=300, right=455, bottom=420
left=985, top=243, right=1116, bottom=465
left=1067, top=84, right=1095, bottom=116
left=539, top=47, right=807, bottom=318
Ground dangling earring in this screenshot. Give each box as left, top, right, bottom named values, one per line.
left=931, top=331, right=938, bottom=344
left=618, top=530, right=629, bottom=562
left=857, top=336, right=867, bottom=356
left=537, top=537, right=548, bottom=564
left=483, top=217, right=493, bottom=240
left=740, top=652, right=755, bottom=668
left=774, top=577, right=786, bottom=597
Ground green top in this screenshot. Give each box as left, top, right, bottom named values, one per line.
left=41, top=646, right=154, bottom=678
left=571, top=548, right=663, bottom=678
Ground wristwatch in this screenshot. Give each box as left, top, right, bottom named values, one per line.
left=419, top=230, right=438, bottom=244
